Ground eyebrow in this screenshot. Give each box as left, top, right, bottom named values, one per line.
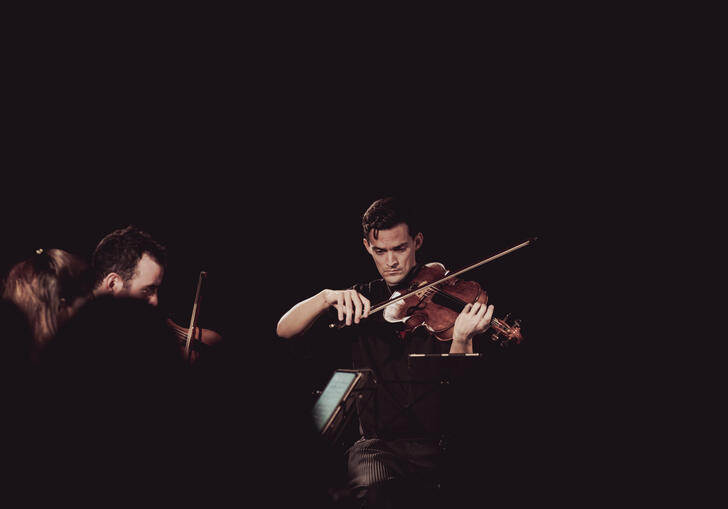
left=373, top=243, right=408, bottom=251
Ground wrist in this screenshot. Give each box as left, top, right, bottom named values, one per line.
left=452, top=332, right=473, bottom=344
left=317, top=290, right=331, bottom=311
left=450, top=334, right=473, bottom=354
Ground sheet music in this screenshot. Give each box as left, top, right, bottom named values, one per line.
left=312, top=371, right=358, bottom=433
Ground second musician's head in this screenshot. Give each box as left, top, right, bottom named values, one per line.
left=2, top=248, right=94, bottom=350
left=362, top=197, right=423, bottom=286
left=92, top=226, right=167, bottom=307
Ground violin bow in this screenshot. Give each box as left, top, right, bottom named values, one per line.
left=184, top=271, right=207, bottom=361
left=330, top=237, right=537, bottom=327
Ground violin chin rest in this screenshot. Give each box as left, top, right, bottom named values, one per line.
left=383, top=291, right=409, bottom=324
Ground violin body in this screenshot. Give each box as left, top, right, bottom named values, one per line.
left=384, top=262, right=523, bottom=345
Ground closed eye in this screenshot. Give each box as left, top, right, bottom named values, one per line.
left=373, top=243, right=408, bottom=254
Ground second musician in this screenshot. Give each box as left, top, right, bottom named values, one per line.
left=92, top=225, right=221, bottom=360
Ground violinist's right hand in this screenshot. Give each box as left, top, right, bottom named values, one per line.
left=277, top=289, right=371, bottom=339
left=323, top=289, right=371, bottom=326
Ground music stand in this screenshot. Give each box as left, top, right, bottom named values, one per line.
left=312, top=369, right=374, bottom=447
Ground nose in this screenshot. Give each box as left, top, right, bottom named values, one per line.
left=386, top=252, right=398, bottom=268
left=148, top=294, right=159, bottom=307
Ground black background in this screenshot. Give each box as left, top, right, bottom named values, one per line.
left=2, top=16, right=695, bottom=504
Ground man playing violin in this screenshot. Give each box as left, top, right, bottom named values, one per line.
left=277, top=197, right=496, bottom=508
left=277, top=202, right=495, bottom=352
left=92, top=225, right=221, bottom=360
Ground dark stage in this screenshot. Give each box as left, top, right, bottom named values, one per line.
left=1, top=169, right=622, bottom=506
left=0, top=28, right=669, bottom=504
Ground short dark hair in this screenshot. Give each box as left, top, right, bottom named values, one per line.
left=92, top=226, right=167, bottom=288
left=362, top=197, right=420, bottom=240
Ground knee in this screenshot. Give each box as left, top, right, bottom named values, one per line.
left=353, top=479, right=397, bottom=509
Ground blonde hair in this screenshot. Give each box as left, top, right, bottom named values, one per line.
left=2, top=249, right=92, bottom=348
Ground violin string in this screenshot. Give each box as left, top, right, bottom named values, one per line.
left=167, top=320, right=203, bottom=343
left=429, top=286, right=467, bottom=307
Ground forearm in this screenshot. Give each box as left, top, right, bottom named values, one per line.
left=276, top=291, right=330, bottom=339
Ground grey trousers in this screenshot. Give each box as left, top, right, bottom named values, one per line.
left=345, top=437, right=445, bottom=508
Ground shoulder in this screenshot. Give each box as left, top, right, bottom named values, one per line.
left=352, top=278, right=388, bottom=301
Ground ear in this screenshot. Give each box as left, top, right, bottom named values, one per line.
left=363, top=237, right=373, bottom=255
left=413, top=232, right=424, bottom=251
left=100, top=272, right=124, bottom=295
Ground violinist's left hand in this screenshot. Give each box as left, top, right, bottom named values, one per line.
left=452, top=302, right=494, bottom=344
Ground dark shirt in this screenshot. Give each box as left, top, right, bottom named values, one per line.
left=343, top=267, right=457, bottom=440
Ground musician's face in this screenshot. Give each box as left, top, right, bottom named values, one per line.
left=364, top=223, right=423, bottom=286
left=122, top=253, right=164, bottom=307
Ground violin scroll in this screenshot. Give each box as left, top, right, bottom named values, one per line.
left=490, top=313, right=524, bottom=347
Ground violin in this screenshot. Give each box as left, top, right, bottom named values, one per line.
left=330, top=238, right=535, bottom=346
left=383, top=262, right=523, bottom=345
left=166, top=318, right=222, bottom=354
